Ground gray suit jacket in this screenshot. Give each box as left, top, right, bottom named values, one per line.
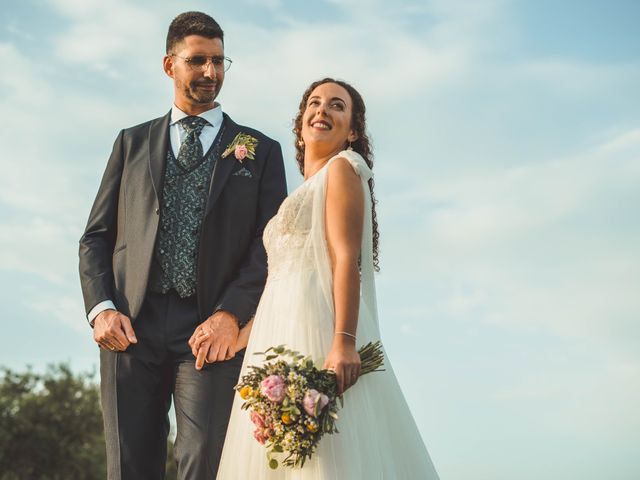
left=79, top=111, right=287, bottom=325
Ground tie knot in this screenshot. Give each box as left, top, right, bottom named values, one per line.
left=180, top=116, right=209, bottom=135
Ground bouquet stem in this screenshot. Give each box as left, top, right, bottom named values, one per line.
left=356, top=341, right=385, bottom=376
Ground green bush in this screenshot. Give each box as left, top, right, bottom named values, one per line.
left=0, top=363, right=177, bottom=479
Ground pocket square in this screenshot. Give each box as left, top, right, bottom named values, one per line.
left=232, top=167, right=253, bottom=178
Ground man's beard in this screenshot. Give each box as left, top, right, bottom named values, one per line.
left=185, top=80, right=219, bottom=104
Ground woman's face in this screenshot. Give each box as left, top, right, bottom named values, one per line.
left=301, top=82, right=357, bottom=153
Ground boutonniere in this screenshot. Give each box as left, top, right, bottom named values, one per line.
left=222, top=133, right=259, bottom=163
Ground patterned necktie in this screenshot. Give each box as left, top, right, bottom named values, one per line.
left=177, top=116, right=209, bottom=169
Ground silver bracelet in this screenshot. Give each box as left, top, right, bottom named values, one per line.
left=335, top=331, right=356, bottom=340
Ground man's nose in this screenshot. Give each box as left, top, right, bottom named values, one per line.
left=203, top=61, right=217, bottom=79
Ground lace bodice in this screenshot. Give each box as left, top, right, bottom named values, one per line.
left=263, top=179, right=315, bottom=279
left=262, top=150, right=378, bottom=329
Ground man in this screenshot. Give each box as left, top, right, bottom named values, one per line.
left=78, top=11, right=287, bottom=479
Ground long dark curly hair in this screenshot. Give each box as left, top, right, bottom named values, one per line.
left=293, top=78, right=380, bottom=271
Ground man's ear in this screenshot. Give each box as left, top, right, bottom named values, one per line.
left=163, top=55, right=174, bottom=78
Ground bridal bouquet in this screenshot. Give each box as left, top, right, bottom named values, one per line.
left=235, top=342, right=384, bottom=469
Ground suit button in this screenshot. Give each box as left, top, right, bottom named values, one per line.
left=155, top=207, right=160, bottom=215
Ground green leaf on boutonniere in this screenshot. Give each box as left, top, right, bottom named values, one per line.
left=222, top=132, right=259, bottom=162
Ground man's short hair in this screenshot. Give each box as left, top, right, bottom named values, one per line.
left=166, top=11, right=224, bottom=54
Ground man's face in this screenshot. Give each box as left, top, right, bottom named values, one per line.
left=164, top=35, right=225, bottom=110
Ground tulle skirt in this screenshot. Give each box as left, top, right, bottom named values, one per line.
left=216, top=268, right=439, bottom=479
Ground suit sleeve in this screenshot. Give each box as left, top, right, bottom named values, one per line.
left=215, top=140, right=287, bottom=326
left=78, top=130, right=125, bottom=320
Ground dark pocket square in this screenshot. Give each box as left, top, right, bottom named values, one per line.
left=232, top=167, right=253, bottom=178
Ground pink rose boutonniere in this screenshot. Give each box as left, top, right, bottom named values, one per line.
left=222, top=133, right=259, bottom=163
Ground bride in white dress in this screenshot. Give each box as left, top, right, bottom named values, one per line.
left=216, top=78, right=439, bottom=479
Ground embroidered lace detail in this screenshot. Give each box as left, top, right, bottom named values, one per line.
left=263, top=182, right=314, bottom=280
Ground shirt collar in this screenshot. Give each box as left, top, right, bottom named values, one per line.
left=170, top=103, right=223, bottom=127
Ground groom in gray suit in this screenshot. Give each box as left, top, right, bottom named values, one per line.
left=79, top=11, right=286, bottom=479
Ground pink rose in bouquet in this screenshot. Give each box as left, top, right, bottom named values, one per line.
left=250, top=411, right=265, bottom=428
left=260, top=374, right=286, bottom=403
left=253, top=427, right=268, bottom=444
left=303, top=389, right=329, bottom=417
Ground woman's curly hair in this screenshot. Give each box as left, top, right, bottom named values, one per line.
left=293, top=78, right=380, bottom=271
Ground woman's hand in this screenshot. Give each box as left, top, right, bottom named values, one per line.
left=323, top=336, right=361, bottom=395
left=234, top=317, right=254, bottom=352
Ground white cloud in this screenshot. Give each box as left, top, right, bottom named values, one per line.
left=0, top=43, right=53, bottom=104
left=47, top=0, right=164, bottom=76
left=0, top=217, right=78, bottom=284
left=517, top=58, right=640, bottom=96
left=380, top=127, right=640, bottom=349
left=30, top=293, right=87, bottom=333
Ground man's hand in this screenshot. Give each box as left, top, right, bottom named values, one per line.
left=93, top=309, right=137, bottom=352
left=188, top=310, right=240, bottom=370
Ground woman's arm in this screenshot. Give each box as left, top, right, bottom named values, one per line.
left=234, top=317, right=255, bottom=351
left=323, top=157, right=365, bottom=394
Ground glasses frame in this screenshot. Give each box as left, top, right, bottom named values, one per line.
left=171, top=54, right=233, bottom=72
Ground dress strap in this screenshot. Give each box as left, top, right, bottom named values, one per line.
left=327, top=150, right=373, bottom=182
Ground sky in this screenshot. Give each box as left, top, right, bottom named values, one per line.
left=1, top=0, right=639, bottom=478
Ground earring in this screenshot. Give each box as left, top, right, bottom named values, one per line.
left=297, top=139, right=305, bottom=148
left=347, top=141, right=353, bottom=151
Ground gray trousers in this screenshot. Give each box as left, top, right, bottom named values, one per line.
left=100, top=291, right=244, bottom=480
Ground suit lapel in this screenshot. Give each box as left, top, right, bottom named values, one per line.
left=205, top=113, right=240, bottom=216
left=148, top=111, right=171, bottom=205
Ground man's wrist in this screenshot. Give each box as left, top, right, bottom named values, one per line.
left=213, top=306, right=241, bottom=326
left=87, top=300, right=116, bottom=328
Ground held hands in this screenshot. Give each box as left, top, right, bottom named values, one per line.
left=188, top=310, right=240, bottom=370
left=323, top=335, right=361, bottom=395
left=93, top=309, right=137, bottom=351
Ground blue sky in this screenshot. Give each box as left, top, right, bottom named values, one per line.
left=1, top=1, right=639, bottom=478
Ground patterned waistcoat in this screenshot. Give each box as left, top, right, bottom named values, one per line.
left=148, top=125, right=225, bottom=297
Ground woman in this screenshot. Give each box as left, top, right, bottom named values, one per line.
left=215, top=78, right=439, bottom=479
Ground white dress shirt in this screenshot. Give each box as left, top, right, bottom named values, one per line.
left=87, top=104, right=224, bottom=324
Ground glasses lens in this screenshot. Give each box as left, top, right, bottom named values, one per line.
left=181, top=55, right=231, bottom=71
left=188, top=56, right=208, bottom=68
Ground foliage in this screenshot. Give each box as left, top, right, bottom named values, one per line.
left=0, top=363, right=178, bottom=480
left=0, top=364, right=105, bottom=479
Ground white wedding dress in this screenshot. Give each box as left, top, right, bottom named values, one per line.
left=216, top=151, right=439, bottom=479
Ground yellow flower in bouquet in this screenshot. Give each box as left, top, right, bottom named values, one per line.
left=239, top=385, right=253, bottom=400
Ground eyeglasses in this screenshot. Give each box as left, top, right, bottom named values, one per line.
left=171, top=54, right=232, bottom=72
